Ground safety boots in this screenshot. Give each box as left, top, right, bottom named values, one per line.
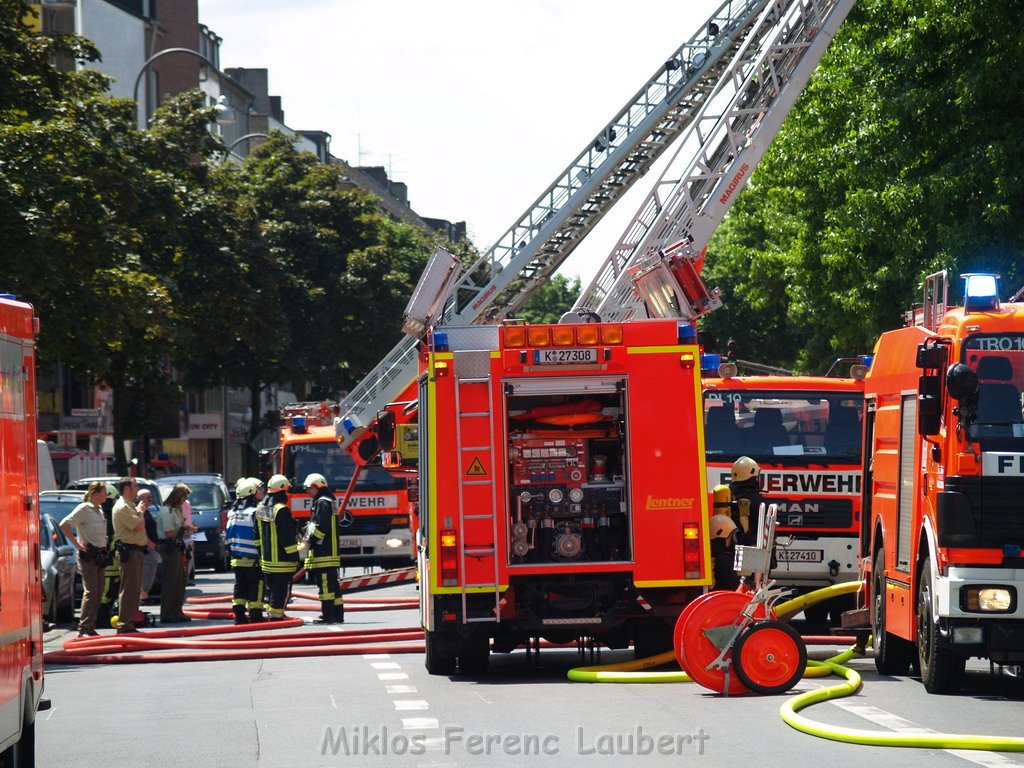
left=232, top=605, right=249, bottom=625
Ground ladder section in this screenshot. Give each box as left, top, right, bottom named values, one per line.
left=336, top=0, right=774, bottom=448
left=577, top=0, right=855, bottom=320
left=452, top=352, right=502, bottom=624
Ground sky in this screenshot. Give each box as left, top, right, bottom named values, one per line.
left=198, top=0, right=722, bottom=285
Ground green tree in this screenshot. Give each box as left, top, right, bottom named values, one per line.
left=516, top=274, right=582, bottom=324
left=703, top=0, right=1024, bottom=371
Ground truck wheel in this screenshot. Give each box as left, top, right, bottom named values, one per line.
left=457, top=633, right=490, bottom=676
left=633, top=617, right=674, bottom=660
left=917, top=556, right=965, bottom=694
left=424, top=629, right=457, bottom=676
left=1, top=713, right=35, bottom=768
left=872, top=551, right=914, bottom=675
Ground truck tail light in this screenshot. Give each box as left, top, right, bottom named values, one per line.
left=576, top=325, right=599, bottom=345
left=528, top=327, right=551, bottom=347
left=551, top=326, right=575, bottom=346
left=600, top=324, right=623, bottom=344
left=440, top=528, right=459, bottom=586
left=682, top=523, right=701, bottom=580
left=503, top=326, right=527, bottom=347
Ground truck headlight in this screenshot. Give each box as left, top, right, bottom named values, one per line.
left=960, top=586, right=1015, bottom=613
left=384, top=537, right=405, bottom=549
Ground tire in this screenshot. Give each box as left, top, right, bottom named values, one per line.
left=457, top=633, right=490, bottom=676
left=0, top=714, right=35, bottom=768
left=732, top=620, right=807, bottom=695
left=871, top=550, right=914, bottom=675
left=633, top=617, right=674, bottom=660
left=56, top=580, right=75, bottom=624
left=917, top=556, right=965, bottom=694
left=424, top=629, right=457, bottom=676
left=45, top=581, right=59, bottom=627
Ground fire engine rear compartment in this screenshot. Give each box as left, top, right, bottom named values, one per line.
left=503, top=377, right=631, bottom=568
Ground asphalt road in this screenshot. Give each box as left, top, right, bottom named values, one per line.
left=39, top=570, right=1024, bottom=768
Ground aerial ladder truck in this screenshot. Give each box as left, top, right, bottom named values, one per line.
left=358, top=0, right=854, bottom=675
left=335, top=0, right=854, bottom=455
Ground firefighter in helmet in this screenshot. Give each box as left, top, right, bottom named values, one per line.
left=729, top=456, right=764, bottom=545
left=302, top=473, right=344, bottom=623
left=709, top=512, right=740, bottom=591
left=226, top=477, right=264, bottom=624
left=256, top=474, right=299, bottom=621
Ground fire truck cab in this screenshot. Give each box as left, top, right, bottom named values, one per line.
left=269, top=402, right=412, bottom=566
left=417, top=319, right=711, bottom=674
left=0, top=295, right=45, bottom=764
left=703, top=365, right=866, bottom=623
left=864, top=272, right=1024, bottom=693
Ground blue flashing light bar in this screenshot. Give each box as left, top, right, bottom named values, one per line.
left=963, top=273, right=1000, bottom=312
left=291, top=415, right=307, bottom=434
left=431, top=331, right=450, bottom=352
left=678, top=323, right=697, bottom=343
left=700, top=353, right=722, bottom=372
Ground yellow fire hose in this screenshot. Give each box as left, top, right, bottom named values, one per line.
left=568, top=582, right=1024, bottom=751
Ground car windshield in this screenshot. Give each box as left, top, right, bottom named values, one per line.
left=40, top=497, right=82, bottom=526
left=158, top=482, right=225, bottom=509
left=703, top=389, right=864, bottom=464
left=962, top=336, right=1024, bottom=448
left=284, top=443, right=403, bottom=492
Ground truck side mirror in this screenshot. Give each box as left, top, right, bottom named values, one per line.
left=945, top=363, right=979, bottom=402
left=918, top=374, right=942, bottom=435
left=916, top=343, right=945, bottom=369
left=376, top=409, right=397, bottom=451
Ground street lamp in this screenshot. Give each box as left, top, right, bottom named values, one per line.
left=132, top=47, right=231, bottom=126
left=224, top=132, right=270, bottom=158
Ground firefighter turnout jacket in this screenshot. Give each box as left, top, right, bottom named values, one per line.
left=226, top=497, right=260, bottom=568
left=304, top=489, right=340, bottom=570
left=256, top=496, right=299, bottom=573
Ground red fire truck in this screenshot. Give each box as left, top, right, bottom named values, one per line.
left=267, top=402, right=412, bottom=566
left=863, top=272, right=1024, bottom=693
left=415, top=319, right=711, bottom=674
left=703, top=366, right=866, bottom=622
left=0, top=294, right=46, bottom=764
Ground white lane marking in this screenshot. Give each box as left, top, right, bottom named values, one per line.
left=394, top=699, right=430, bottom=711
left=386, top=684, right=418, bottom=694
left=378, top=672, right=409, bottom=681
left=329, top=694, right=337, bottom=709
left=362, top=653, right=391, bottom=659
left=828, top=697, right=1022, bottom=766
left=46, top=707, right=56, bottom=721
left=371, top=661, right=402, bottom=670
left=402, top=717, right=439, bottom=730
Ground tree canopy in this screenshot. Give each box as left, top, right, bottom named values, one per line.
left=1, top=2, right=435, bottom=471
left=701, top=0, right=1024, bottom=371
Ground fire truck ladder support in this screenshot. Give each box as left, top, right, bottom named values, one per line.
left=576, top=0, right=854, bottom=321
left=336, top=0, right=780, bottom=449
left=453, top=363, right=502, bottom=624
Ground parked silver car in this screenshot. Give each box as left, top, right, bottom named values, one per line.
left=38, top=492, right=81, bottom=625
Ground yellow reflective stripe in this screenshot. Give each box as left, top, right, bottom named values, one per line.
left=312, top=527, right=325, bottom=538
left=284, top=544, right=299, bottom=553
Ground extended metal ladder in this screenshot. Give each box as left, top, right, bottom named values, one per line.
left=576, top=0, right=855, bottom=320
left=452, top=354, right=502, bottom=623
left=336, top=0, right=779, bottom=448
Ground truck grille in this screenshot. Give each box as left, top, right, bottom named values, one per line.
left=938, top=476, right=1024, bottom=548
left=342, top=514, right=395, bottom=536
left=772, top=498, right=854, bottom=530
